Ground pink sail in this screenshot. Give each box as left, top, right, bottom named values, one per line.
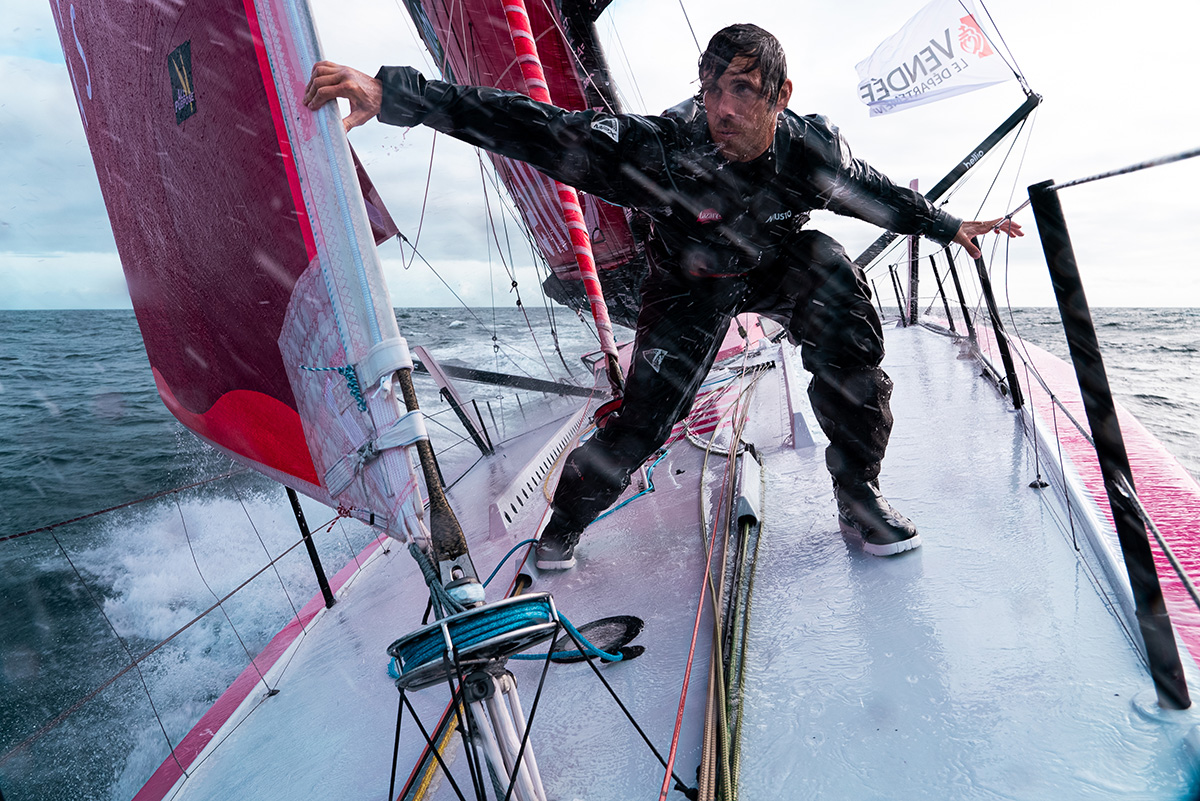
left=51, top=0, right=422, bottom=535
left=400, top=0, right=645, bottom=326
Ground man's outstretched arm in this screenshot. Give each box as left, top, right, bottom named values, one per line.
left=304, top=61, right=674, bottom=209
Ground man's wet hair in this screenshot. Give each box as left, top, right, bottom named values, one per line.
left=698, top=24, right=788, bottom=102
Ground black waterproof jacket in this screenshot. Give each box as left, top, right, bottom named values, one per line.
left=375, top=66, right=962, bottom=281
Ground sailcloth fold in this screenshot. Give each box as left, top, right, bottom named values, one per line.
left=855, top=0, right=1014, bottom=116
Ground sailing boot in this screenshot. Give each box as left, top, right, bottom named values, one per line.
left=808, top=366, right=920, bottom=555
left=535, top=510, right=582, bottom=571
left=834, top=478, right=921, bottom=556
left=534, top=423, right=650, bottom=571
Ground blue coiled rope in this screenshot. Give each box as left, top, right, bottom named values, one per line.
left=387, top=602, right=622, bottom=681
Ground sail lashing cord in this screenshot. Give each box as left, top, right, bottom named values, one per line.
left=300, top=364, right=367, bottom=411
left=500, top=0, right=625, bottom=398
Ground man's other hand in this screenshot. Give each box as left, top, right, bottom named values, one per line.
left=953, top=218, right=1023, bottom=259
left=304, top=61, right=382, bottom=132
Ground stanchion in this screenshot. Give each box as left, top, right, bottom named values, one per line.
left=1029, top=178, right=1190, bottom=710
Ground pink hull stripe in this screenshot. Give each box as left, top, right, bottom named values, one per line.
left=989, top=331, right=1200, bottom=664
left=134, top=534, right=390, bottom=801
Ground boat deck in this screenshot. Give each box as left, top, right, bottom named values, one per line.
left=738, top=325, right=1200, bottom=798
left=160, top=323, right=1200, bottom=800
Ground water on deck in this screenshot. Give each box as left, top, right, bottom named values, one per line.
left=163, top=322, right=1200, bottom=800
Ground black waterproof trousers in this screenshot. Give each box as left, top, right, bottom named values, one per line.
left=546, top=230, right=894, bottom=538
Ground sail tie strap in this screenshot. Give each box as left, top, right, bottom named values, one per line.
left=325, top=410, right=429, bottom=497
left=358, top=336, right=415, bottom=398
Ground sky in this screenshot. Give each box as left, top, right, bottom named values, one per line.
left=2, top=0, right=1199, bottom=310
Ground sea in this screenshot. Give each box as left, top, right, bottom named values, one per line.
left=1, top=306, right=1198, bottom=800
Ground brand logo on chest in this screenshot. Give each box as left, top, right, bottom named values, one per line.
left=764, top=210, right=793, bottom=224
left=696, top=209, right=723, bottom=224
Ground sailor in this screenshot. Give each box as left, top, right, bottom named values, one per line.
left=304, top=23, right=1021, bottom=569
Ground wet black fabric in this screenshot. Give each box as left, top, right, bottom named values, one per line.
left=374, top=68, right=964, bottom=262
left=546, top=228, right=894, bottom=536
left=373, top=68, right=956, bottom=538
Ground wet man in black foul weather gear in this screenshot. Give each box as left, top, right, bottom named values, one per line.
left=304, top=24, right=1022, bottom=568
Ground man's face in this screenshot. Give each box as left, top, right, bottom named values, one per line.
left=701, top=56, right=792, bottom=163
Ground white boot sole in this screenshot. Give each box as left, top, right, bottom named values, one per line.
left=535, top=553, right=577, bottom=570
left=839, top=516, right=922, bottom=557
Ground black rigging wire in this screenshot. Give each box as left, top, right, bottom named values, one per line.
left=969, top=0, right=1032, bottom=94
left=677, top=0, right=702, bottom=52
left=477, top=156, right=560, bottom=381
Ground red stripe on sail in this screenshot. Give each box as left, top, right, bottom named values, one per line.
left=153, top=369, right=319, bottom=485
left=501, top=0, right=619, bottom=364
left=242, top=0, right=318, bottom=262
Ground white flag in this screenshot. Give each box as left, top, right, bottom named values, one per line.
left=855, top=0, right=1013, bottom=116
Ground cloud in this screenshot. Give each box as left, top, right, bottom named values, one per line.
left=1, top=252, right=129, bottom=309
left=0, top=54, right=114, bottom=255
left=5, top=0, right=1200, bottom=310
left=0, top=0, right=65, bottom=62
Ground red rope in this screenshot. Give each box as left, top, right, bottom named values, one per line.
left=658, top=440, right=736, bottom=800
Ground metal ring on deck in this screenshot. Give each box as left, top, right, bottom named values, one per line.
left=386, top=593, right=559, bottom=690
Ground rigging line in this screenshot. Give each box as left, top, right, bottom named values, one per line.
left=404, top=132, right=440, bottom=271
left=1114, top=476, right=1200, bottom=615
left=668, top=367, right=761, bottom=800
left=691, top=393, right=752, bottom=799
left=0, top=530, right=190, bottom=776
left=335, top=517, right=369, bottom=574
left=1050, top=402, right=1079, bottom=550
left=554, top=622, right=697, bottom=795
left=993, top=236, right=1096, bottom=448
left=2, top=468, right=249, bottom=543
left=1002, top=145, right=1200, bottom=224
left=925, top=116, right=1034, bottom=318
left=709, top=381, right=757, bottom=797
left=231, top=484, right=303, bottom=625
left=971, top=0, right=1031, bottom=93
left=392, top=0, right=440, bottom=77
left=607, top=14, right=648, bottom=111
left=399, top=234, right=489, bottom=326
left=677, top=0, right=702, bottom=52
left=174, top=497, right=276, bottom=693
left=966, top=114, right=1033, bottom=223
left=493, top=339, right=553, bottom=380
left=528, top=0, right=620, bottom=115
left=477, top=156, right=559, bottom=381
left=399, top=690, right=474, bottom=801
left=1049, top=146, right=1200, bottom=192
left=27, top=518, right=327, bottom=749
left=498, top=626, right=557, bottom=801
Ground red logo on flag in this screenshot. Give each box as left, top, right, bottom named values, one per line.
left=958, top=15, right=994, bottom=57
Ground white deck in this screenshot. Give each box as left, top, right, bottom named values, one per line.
left=163, top=323, right=1200, bottom=800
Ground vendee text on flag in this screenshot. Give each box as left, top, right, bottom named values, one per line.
left=855, top=0, right=1013, bottom=116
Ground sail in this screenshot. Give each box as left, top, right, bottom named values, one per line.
left=400, top=0, right=646, bottom=327
left=50, top=0, right=426, bottom=537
